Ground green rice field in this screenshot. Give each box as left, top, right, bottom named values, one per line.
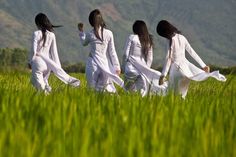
left=0, top=71, right=235, bottom=157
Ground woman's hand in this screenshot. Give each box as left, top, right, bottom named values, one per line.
left=116, top=70, right=121, bottom=76
left=78, top=23, right=84, bottom=32
left=159, top=75, right=165, bottom=85
left=203, top=66, right=210, bottom=73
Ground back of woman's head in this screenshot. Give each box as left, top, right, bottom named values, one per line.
left=133, top=20, right=153, bottom=62
left=35, top=13, right=54, bottom=32
left=156, top=20, right=180, bottom=39
left=35, top=13, right=61, bottom=46
left=133, top=20, right=148, bottom=37
left=89, top=9, right=106, bottom=41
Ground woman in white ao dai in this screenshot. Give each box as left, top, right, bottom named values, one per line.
left=78, top=9, right=123, bottom=93
left=123, top=20, right=167, bottom=96
left=29, top=13, right=80, bottom=94
left=156, top=20, right=226, bottom=98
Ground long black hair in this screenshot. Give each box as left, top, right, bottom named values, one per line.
left=89, top=9, right=106, bottom=42
left=35, top=13, right=61, bottom=46
left=133, top=20, right=153, bottom=62
left=156, top=20, right=181, bottom=55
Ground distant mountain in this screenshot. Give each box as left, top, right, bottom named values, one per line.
left=0, top=0, right=236, bottom=66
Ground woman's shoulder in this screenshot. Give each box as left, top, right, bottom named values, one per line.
left=32, top=30, right=42, bottom=40
left=176, top=34, right=186, bottom=39
left=103, top=28, right=113, bottom=35
left=128, top=34, right=140, bottom=45
left=173, top=33, right=187, bottom=42
left=128, top=34, right=138, bottom=41
left=33, top=30, right=55, bottom=37
left=33, top=30, right=41, bottom=36
left=46, top=30, right=55, bottom=37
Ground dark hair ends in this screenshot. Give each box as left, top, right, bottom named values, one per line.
left=35, top=13, right=62, bottom=46
left=133, top=20, right=153, bottom=62
left=89, top=9, right=106, bottom=41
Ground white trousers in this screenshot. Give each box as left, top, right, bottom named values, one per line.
left=31, top=56, right=73, bottom=91
left=169, top=65, right=190, bottom=98
left=86, top=57, right=121, bottom=93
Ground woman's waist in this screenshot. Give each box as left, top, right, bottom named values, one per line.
left=89, top=51, right=107, bottom=58
left=171, top=58, right=188, bottom=64
left=125, top=63, right=139, bottom=74
left=88, top=53, right=109, bottom=66
left=128, top=55, right=147, bottom=65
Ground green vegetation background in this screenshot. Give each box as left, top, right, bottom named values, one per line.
left=0, top=48, right=235, bottom=75
left=0, top=69, right=235, bottom=157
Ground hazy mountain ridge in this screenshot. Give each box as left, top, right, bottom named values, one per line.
left=0, top=0, right=235, bottom=66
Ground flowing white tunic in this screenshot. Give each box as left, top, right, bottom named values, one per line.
left=79, top=28, right=124, bottom=92
left=161, top=33, right=226, bottom=98
left=123, top=34, right=167, bottom=96
left=29, top=30, right=79, bottom=92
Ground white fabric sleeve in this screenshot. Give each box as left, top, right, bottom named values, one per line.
left=146, top=47, right=153, bottom=67
left=161, top=45, right=172, bottom=77
left=122, top=35, right=132, bottom=66
left=28, top=32, right=39, bottom=64
left=108, top=31, right=120, bottom=71
left=184, top=36, right=206, bottom=68
left=79, top=31, right=90, bottom=46
left=49, top=33, right=61, bottom=67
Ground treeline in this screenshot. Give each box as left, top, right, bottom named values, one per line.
left=0, top=48, right=235, bottom=74
left=0, top=48, right=85, bottom=73
left=0, top=48, right=27, bottom=67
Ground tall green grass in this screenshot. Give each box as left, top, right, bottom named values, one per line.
left=0, top=71, right=235, bottom=157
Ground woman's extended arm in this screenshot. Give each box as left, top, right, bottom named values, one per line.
left=108, top=31, right=121, bottom=75
left=159, top=45, right=172, bottom=85
left=28, top=32, right=39, bottom=67
left=184, top=36, right=210, bottom=72
left=146, top=47, right=153, bottom=67
left=78, top=23, right=90, bottom=46
left=122, top=35, right=132, bottom=70
left=50, top=33, right=61, bottom=67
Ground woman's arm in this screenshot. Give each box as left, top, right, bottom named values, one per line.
left=78, top=23, right=90, bottom=46
left=122, top=35, right=132, bottom=70
left=28, top=32, right=39, bottom=67
left=108, top=31, right=121, bottom=75
left=161, top=46, right=172, bottom=77
left=184, top=36, right=206, bottom=68
left=49, top=33, right=61, bottom=67
left=146, top=47, right=153, bottom=68
left=184, top=36, right=210, bottom=72
left=159, top=45, right=172, bottom=85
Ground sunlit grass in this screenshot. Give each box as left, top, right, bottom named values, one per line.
left=0, top=71, right=235, bottom=157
